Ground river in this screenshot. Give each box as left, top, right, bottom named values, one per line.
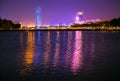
left=0, top=31, right=120, bottom=81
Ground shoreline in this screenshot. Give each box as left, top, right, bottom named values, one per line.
left=0, top=28, right=120, bottom=31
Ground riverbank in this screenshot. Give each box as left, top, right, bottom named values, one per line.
left=0, top=28, right=120, bottom=31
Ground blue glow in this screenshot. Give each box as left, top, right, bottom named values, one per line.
left=36, top=7, right=41, bottom=28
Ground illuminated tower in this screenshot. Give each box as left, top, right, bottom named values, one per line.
left=78, top=12, right=83, bottom=22
left=75, top=16, right=80, bottom=24
left=36, top=7, right=41, bottom=28
left=75, top=11, right=83, bottom=24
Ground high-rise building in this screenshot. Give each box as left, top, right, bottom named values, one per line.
left=36, top=7, right=41, bottom=28
left=75, top=11, right=84, bottom=24
left=78, top=12, right=83, bottom=22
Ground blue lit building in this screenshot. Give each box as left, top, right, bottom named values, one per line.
left=36, top=7, right=41, bottom=28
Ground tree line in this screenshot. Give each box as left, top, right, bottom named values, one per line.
left=71, top=17, right=120, bottom=27
left=0, top=18, right=21, bottom=30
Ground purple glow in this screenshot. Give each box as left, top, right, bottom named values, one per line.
left=1, top=0, right=120, bottom=25
left=76, top=16, right=79, bottom=21
left=71, top=31, right=82, bottom=75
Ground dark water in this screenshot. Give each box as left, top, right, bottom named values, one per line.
left=0, top=31, right=120, bottom=81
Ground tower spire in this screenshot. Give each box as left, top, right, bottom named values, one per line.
left=36, top=7, right=41, bottom=28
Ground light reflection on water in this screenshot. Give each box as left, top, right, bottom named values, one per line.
left=42, top=31, right=50, bottom=69
left=20, top=32, right=35, bottom=76
left=71, top=31, right=82, bottom=75
left=19, top=31, right=81, bottom=76
left=1, top=31, right=120, bottom=81
left=53, top=31, right=60, bottom=68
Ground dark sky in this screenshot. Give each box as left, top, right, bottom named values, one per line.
left=0, top=0, right=120, bottom=26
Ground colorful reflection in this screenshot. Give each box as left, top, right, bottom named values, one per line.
left=65, top=31, right=72, bottom=67
left=71, top=31, right=83, bottom=75
left=43, top=31, right=51, bottom=68
left=20, top=32, right=35, bottom=76
left=53, top=31, right=60, bottom=68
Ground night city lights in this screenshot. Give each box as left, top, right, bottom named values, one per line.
left=0, top=0, right=120, bottom=27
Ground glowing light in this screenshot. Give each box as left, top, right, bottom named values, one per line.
left=76, top=16, right=79, bottom=21
left=65, top=32, right=72, bottom=67
left=77, top=12, right=83, bottom=15
left=36, top=7, right=42, bottom=28
left=75, top=16, right=80, bottom=23
left=75, top=11, right=84, bottom=24
left=20, top=32, right=35, bottom=75
left=27, top=24, right=35, bottom=27
left=53, top=32, right=60, bottom=67
left=43, top=31, right=50, bottom=67
left=71, top=31, right=82, bottom=75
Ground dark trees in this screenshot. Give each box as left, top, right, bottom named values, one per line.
left=0, top=18, right=21, bottom=30
left=110, top=18, right=120, bottom=27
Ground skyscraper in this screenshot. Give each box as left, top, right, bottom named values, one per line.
left=78, top=12, right=83, bottom=22
left=75, top=12, right=83, bottom=24
left=36, top=7, right=41, bottom=28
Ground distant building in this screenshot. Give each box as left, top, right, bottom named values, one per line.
left=74, top=11, right=102, bottom=25
left=36, top=7, right=42, bottom=28
left=75, top=11, right=84, bottom=24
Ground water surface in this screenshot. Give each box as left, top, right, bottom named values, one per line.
left=0, top=31, right=120, bottom=81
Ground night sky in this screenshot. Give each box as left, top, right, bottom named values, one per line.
left=0, top=0, right=120, bottom=26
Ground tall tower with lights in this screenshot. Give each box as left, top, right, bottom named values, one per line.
left=78, top=12, right=83, bottom=22
left=36, top=7, right=41, bottom=28
left=75, top=11, right=83, bottom=24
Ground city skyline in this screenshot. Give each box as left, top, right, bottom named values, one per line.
left=0, top=0, right=120, bottom=26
